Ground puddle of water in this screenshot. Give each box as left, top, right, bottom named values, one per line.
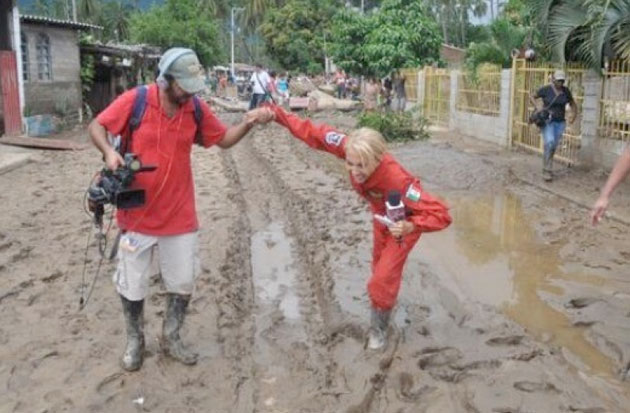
left=251, top=222, right=301, bottom=320
left=422, top=192, right=617, bottom=379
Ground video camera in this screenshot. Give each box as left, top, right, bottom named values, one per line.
left=87, top=153, right=156, bottom=226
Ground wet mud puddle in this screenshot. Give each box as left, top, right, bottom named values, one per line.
left=251, top=222, right=301, bottom=323
left=250, top=222, right=310, bottom=410
left=421, top=192, right=620, bottom=381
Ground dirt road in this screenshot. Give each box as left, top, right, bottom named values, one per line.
left=1, top=111, right=629, bottom=412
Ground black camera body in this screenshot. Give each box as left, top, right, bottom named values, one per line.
left=88, top=153, right=156, bottom=224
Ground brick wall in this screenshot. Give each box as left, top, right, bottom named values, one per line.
left=21, top=24, right=81, bottom=116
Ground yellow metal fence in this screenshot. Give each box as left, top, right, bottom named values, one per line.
left=400, top=68, right=418, bottom=102
left=423, top=67, right=451, bottom=126
left=456, top=65, right=502, bottom=116
left=599, top=60, right=630, bottom=147
left=510, top=59, right=586, bottom=165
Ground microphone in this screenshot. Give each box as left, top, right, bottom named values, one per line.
left=385, top=190, right=406, bottom=223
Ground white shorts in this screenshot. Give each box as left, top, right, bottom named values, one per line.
left=113, top=231, right=200, bottom=301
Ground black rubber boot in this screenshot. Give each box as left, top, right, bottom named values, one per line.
left=367, top=308, right=391, bottom=350
left=120, top=295, right=145, bottom=371
left=161, top=293, right=198, bottom=365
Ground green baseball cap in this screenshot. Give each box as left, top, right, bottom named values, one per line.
left=159, top=48, right=205, bottom=94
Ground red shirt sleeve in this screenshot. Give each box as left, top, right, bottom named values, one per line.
left=96, top=88, right=136, bottom=136
left=403, top=180, right=452, bottom=232
left=269, top=104, right=347, bottom=159
left=198, top=100, right=228, bottom=148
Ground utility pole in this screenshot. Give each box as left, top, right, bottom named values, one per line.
left=231, top=7, right=245, bottom=80
left=71, top=0, right=77, bottom=21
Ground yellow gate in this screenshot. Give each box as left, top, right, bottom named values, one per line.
left=599, top=60, right=630, bottom=149
left=510, top=59, right=586, bottom=165
left=423, top=66, right=451, bottom=127
left=399, top=68, right=418, bottom=102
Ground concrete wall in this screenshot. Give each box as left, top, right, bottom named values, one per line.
left=578, top=70, right=630, bottom=171
left=21, top=24, right=81, bottom=116
left=448, top=69, right=512, bottom=147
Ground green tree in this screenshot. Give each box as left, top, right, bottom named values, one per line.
left=532, top=0, right=630, bottom=69
left=130, top=0, right=224, bottom=66
left=100, top=1, right=135, bottom=41
left=465, top=17, right=528, bottom=71
left=428, top=0, right=488, bottom=47
left=329, top=0, right=442, bottom=76
left=259, top=0, right=338, bottom=72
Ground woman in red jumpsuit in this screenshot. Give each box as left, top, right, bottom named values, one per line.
left=264, top=105, right=452, bottom=349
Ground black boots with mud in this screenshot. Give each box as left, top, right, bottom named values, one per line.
left=120, top=295, right=145, bottom=371
left=367, top=308, right=391, bottom=350
left=161, top=293, right=198, bottom=365
left=543, top=150, right=555, bottom=182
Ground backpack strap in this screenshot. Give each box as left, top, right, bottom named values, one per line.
left=121, top=86, right=204, bottom=152
left=120, top=85, right=148, bottom=155
left=192, top=95, right=204, bottom=146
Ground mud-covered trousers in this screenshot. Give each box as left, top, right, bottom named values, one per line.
left=368, top=223, right=422, bottom=311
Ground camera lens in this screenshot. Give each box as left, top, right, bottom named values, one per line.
left=129, top=159, right=141, bottom=171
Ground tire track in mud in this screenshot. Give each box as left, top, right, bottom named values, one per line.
left=246, top=124, right=407, bottom=410
left=215, top=133, right=344, bottom=411
left=228, top=133, right=333, bottom=398
left=244, top=136, right=344, bottom=387
left=213, top=150, right=258, bottom=412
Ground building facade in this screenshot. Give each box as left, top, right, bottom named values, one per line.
left=19, top=15, right=100, bottom=118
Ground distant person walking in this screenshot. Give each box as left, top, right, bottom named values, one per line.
left=529, top=70, right=578, bottom=182
left=277, top=72, right=290, bottom=106
left=249, top=63, right=271, bottom=109
left=392, top=71, right=407, bottom=112
left=334, top=69, right=347, bottom=99
left=363, top=77, right=380, bottom=111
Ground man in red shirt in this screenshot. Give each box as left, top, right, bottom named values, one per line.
left=89, top=48, right=272, bottom=371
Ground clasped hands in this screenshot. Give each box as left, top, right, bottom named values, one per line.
left=244, top=107, right=276, bottom=127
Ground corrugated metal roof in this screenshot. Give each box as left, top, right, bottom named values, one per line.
left=20, top=14, right=103, bottom=31
left=82, top=41, right=160, bottom=56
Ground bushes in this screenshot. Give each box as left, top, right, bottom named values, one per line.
left=357, top=110, right=429, bottom=142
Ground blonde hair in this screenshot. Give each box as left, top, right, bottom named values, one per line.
left=346, top=127, right=387, bottom=168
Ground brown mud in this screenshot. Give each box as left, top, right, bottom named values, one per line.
left=0, top=111, right=629, bottom=412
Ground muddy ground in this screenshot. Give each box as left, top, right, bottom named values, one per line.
left=1, top=110, right=630, bottom=413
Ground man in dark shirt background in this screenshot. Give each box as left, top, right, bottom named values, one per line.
left=530, top=70, right=578, bottom=182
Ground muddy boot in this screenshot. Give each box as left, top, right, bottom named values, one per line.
left=542, top=152, right=553, bottom=182
left=367, top=308, right=391, bottom=350
left=161, top=293, right=198, bottom=365
left=120, top=295, right=145, bottom=371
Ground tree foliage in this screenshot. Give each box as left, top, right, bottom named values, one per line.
left=329, top=0, right=442, bottom=77
left=129, top=0, right=224, bottom=66
left=465, top=17, right=528, bottom=71
left=427, top=0, right=488, bottom=47
left=259, top=0, right=340, bottom=73
left=532, top=0, right=630, bottom=70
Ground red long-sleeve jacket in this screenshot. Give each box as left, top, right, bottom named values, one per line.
left=270, top=105, right=452, bottom=233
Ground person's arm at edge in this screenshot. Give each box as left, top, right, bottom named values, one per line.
left=591, top=146, right=630, bottom=225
